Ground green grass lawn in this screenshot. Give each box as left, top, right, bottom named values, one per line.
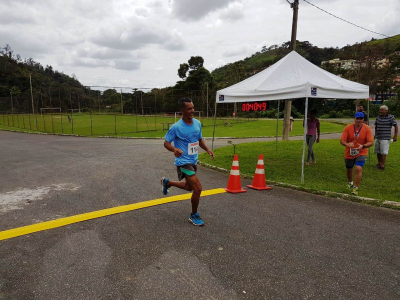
left=0, top=114, right=346, bottom=138
left=199, top=139, right=400, bottom=203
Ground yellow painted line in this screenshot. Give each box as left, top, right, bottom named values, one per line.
left=0, top=188, right=226, bottom=241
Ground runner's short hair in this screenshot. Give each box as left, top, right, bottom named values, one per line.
left=310, top=109, right=317, bottom=115
left=380, top=105, right=388, bottom=111
left=179, top=97, right=192, bottom=109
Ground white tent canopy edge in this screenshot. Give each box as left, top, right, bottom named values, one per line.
left=212, top=51, right=369, bottom=184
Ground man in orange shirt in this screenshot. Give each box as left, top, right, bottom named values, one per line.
left=340, top=112, right=373, bottom=196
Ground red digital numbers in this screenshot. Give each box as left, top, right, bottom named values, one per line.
left=241, top=102, right=267, bottom=112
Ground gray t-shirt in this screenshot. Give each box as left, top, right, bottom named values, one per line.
left=375, top=114, right=397, bottom=140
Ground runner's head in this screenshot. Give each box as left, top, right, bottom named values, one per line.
left=354, top=112, right=364, bottom=126
left=358, top=105, right=364, bottom=112
left=179, top=97, right=194, bottom=120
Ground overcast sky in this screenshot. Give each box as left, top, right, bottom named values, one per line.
left=1, top=0, right=399, bottom=91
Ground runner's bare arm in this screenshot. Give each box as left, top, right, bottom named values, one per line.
left=164, top=140, right=183, bottom=157
left=199, top=138, right=214, bottom=159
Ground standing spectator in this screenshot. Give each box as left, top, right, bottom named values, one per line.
left=303, top=109, right=320, bottom=165
left=340, top=112, right=373, bottom=196
left=374, top=105, right=398, bottom=170
left=290, top=116, right=294, bottom=132
left=357, top=105, right=369, bottom=125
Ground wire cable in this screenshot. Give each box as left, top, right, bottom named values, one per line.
left=302, top=0, right=389, bottom=37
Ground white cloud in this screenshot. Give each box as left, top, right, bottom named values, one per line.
left=91, top=17, right=186, bottom=52
left=219, top=2, right=245, bottom=22
left=135, top=7, right=150, bottom=17
left=170, top=0, right=239, bottom=21
left=113, top=60, right=141, bottom=71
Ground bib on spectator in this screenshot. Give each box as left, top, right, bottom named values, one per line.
left=350, top=148, right=360, bottom=156
left=188, top=142, right=198, bottom=155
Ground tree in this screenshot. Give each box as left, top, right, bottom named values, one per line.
left=188, top=56, right=204, bottom=71
left=178, top=63, right=189, bottom=79
left=10, top=86, right=21, bottom=112
left=185, top=67, right=213, bottom=91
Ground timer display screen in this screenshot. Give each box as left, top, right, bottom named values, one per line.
left=241, top=102, right=268, bottom=112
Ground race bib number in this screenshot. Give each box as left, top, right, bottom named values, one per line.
left=350, top=148, right=360, bottom=157
left=188, top=142, right=198, bottom=155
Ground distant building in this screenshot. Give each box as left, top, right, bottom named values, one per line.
left=375, top=58, right=390, bottom=69
left=321, top=57, right=390, bottom=70
left=321, top=58, right=358, bottom=70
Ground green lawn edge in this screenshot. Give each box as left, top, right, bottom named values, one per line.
left=198, top=139, right=400, bottom=208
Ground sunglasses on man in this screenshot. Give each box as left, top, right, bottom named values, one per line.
left=356, top=117, right=364, bottom=120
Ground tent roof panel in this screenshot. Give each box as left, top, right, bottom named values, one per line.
left=216, top=51, right=369, bottom=102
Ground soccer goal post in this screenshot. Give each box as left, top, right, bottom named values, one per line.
left=67, top=109, right=80, bottom=113
left=174, top=111, right=202, bottom=123
left=40, top=108, right=61, bottom=115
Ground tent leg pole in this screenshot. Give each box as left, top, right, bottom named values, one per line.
left=301, top=97, right=309, bottom=184
left=276, top=100, right=280, bottom=152
left=212, top=101, right=217, bottom=151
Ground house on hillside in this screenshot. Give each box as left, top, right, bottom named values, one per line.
left=375, top=58, right=390, bottom=69
left=321, top=58, right=358, bottom=70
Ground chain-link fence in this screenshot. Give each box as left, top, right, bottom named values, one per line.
left=0, top=86, right=256, bottom=136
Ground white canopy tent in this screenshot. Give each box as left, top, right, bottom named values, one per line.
left=212, top=51, right=369, bottom=183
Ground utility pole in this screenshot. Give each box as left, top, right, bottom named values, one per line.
left=10, top=92, right=13, bottom=112
left=30, top=74, right=34, bottom=114
left=282, top=0, right=299, bottom=140
left=120, top=88, right=123, bottom=114
left=206, top=82, right=209, bottom=119
left=140, top=90, right=144, bottom=115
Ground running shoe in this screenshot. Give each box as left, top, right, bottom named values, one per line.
left=189, top=213, right=205, bottom=226
left=161, top=177, right=170, bottom=195
left=351, top=187, right=358, bottom=196
left=347, top=183, right=354, bottom=189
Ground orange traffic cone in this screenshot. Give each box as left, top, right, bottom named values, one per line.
left=225, top=154, right=247, bottom=193
left=247, top=154, right=271, bottom=191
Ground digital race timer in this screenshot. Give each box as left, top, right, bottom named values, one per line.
left=241, top=102, right=268, bottom=112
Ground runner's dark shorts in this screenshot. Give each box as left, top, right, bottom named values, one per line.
left=345, top=155, right=367, bottom=169
left=177, top=164, right=197, bottom=181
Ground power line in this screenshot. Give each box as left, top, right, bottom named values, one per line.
left=302, top=0, right=389, bottom=38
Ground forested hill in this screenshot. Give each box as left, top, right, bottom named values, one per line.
left=211, top=35, right=400, bottom=93
left=0, top=45, right=83, bottom=98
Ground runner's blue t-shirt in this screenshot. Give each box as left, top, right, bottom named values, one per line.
left=165, top=118, right=202, bottom=166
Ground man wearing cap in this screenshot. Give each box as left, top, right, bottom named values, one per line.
left=340, top=112, right=373, bottom=195
left=374, top=105, right=398, bottom=170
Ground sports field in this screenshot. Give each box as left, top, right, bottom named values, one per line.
left=0, top=113, right=347, bottom=138
left=198, top=139, right=400, bottom=203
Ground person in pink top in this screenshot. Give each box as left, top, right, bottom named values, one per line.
left=303, top=109, right=320, bottom=165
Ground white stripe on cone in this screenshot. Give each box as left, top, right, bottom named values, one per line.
left=257, top=160, right=264, bottom=165
left=230, top=170, right=240, bottom=176
left=232, top=161, right=239, bottom=167
left=255, top=169, right=265, bottom=174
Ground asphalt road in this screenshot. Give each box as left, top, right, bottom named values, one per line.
left=0, top=130, right=399, bottom=300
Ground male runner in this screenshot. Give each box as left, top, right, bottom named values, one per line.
left=340, top=112, right=373, bottom=196
left=161, top=98, right=214, bottom=226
